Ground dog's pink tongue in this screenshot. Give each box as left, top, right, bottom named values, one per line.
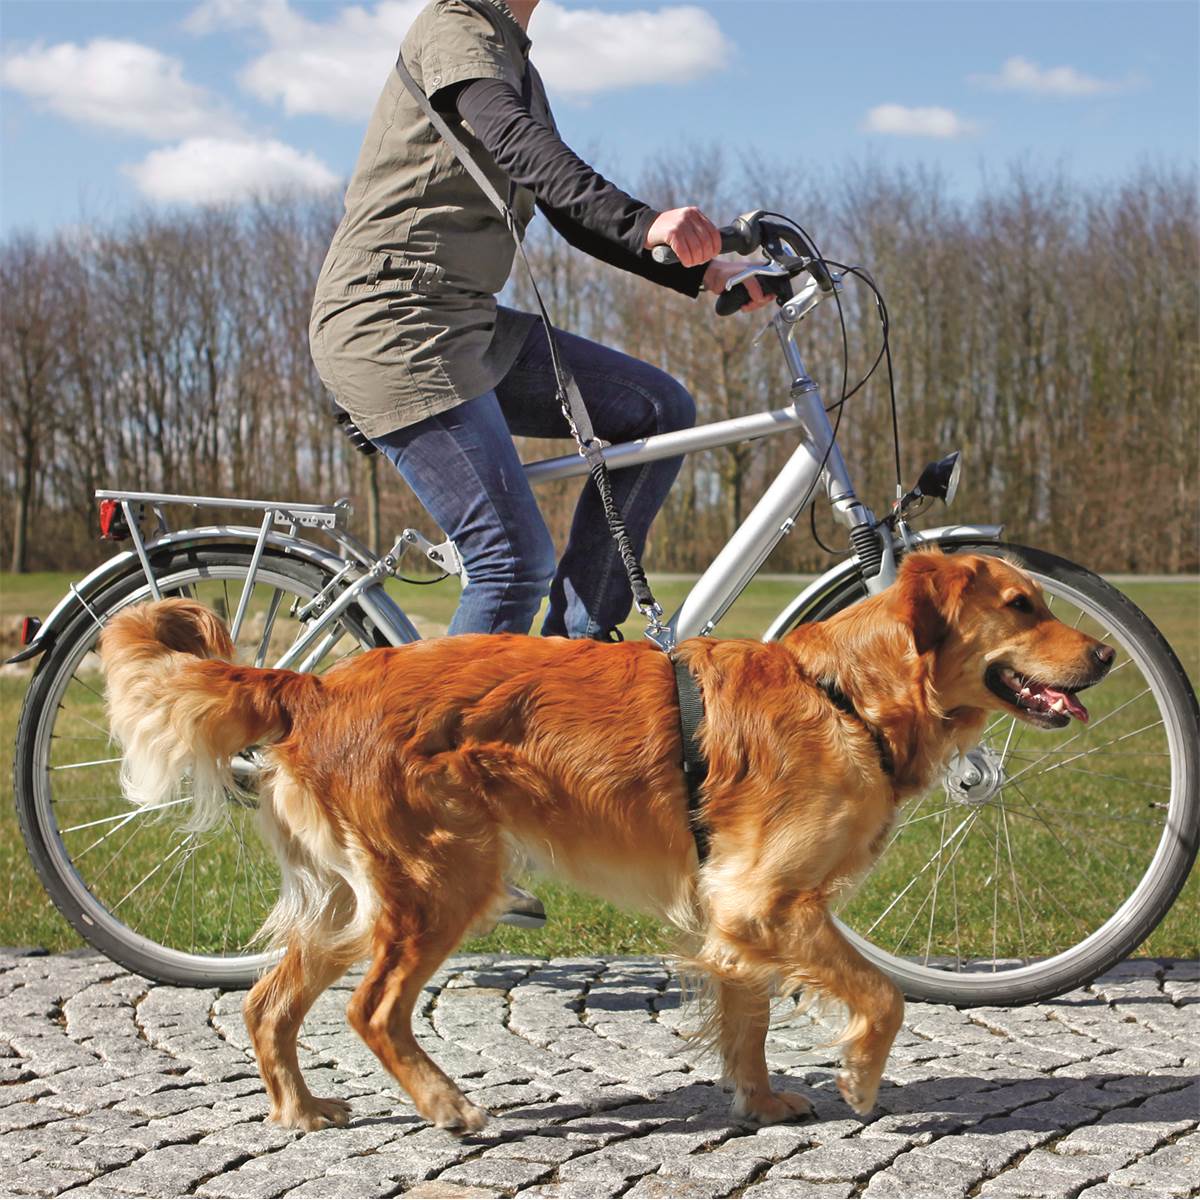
left=1041, top=685, right=1089, bottom=722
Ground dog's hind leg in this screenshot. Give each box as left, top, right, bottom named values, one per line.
left=346, top=864, right=502, bottom=1133
left=244, top=937, right=358, bottom=1131
left=715, top=980, right=813, bottom=1125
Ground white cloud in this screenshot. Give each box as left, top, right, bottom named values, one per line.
left=862, top=104, right=978, bottom=139
left=125, top=136, right=340, bottom=204
left=0, top=38, right=239, bottom=140
left=238, top=1, right=425, bottom=120
left=970, top=57, right=1136, bottom=97
left=185, top=0, right=731, bottom=120
left=521, top=4, right=728, bottom=97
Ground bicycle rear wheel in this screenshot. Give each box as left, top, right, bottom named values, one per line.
left=13, top=547, right=397, bottom=988
left=771, top=542, right=1199, bottom=1006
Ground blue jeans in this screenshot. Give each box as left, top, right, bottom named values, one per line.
left=371, top=323, right=695, bottom=638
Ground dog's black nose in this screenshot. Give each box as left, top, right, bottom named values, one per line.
left=1093, top=644, right=1116, bottom=669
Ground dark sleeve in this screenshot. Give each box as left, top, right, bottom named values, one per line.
left=447, top=76, right=708, bottom=296
left=538, top=204, right=708, bottom=298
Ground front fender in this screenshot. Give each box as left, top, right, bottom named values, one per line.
left=761, top=523, right=1004, bottom=641
left=7, top=526, right=355, bottom=664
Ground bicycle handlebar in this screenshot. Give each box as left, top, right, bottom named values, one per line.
left=650, top=210, right=835, bottom=316
left=650, top=217, right=758, bottom=265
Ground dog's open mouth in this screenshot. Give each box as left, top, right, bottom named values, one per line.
left=985, top=664, right=1091, bottom=728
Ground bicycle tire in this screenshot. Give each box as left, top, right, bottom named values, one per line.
left=14, top=546, right=393, bottom=988
left=771, top=541, right=1199, bottom=1006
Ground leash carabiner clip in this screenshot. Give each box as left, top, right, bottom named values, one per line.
left=639, top=600, right=675, bottom=652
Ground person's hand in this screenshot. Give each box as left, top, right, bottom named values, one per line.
left=702, top=259, right=775, bottom=312
left=644, top=206, right=721, bottom=267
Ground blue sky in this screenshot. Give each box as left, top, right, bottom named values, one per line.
left=2, top=0, right=1196, bottom=235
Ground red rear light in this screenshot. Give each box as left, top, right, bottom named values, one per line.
left=20, top=617, right=41, bottom=646
left=98, top=499, right=118, bottom=538
left=98, top=499, right=127, bottom=541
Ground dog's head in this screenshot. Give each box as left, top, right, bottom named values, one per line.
left=894, top=551, right=1114, bottom=729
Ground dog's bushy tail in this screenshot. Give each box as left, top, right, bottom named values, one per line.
left=99, top=598, right=314, bottom=833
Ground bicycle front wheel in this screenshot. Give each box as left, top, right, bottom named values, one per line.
left=771, top=542, right=1199, bottom=1006
left=13, top=547, right=398, bottom=988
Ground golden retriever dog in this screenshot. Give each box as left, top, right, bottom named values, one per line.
left=99, top=550, right=1113, bottom=1133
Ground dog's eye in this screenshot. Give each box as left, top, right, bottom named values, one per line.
left=1006, top=594, right=1034, bottom=614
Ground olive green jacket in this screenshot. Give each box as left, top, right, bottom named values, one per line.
left=310, top=0, right=549, bottom=438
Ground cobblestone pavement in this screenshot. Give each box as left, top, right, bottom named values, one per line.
left=0, top=951, right=1195, bottom=1200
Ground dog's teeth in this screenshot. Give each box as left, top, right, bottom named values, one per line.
left=1050, top=698, right=1067, bottom=713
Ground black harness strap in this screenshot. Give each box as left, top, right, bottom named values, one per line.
left=818, top=679, right=896, bottom=779
left=672, top=656, right=711, bottom=863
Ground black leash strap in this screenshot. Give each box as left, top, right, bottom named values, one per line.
left=394, top=52, right=665, bottom=638
left=672, top=655, right=711, bottom=863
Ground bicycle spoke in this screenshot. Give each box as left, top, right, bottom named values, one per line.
left=998, top=798, right=1146, bottom=860
left=889, top=811, right=982, bottom=956
left=72, top=806, right=144, bottom=862
left=60, top=799, right=188, bottom=834
left=67, top=675, right=106, bottom=702
left=1004, top=781, right=1102, bottom=939
left=991, top=806, right=1001, bottom=969
left=1007, top=716, right=1165, bottom=789
left=111, top=836, right=195, bottom=916
left=864, top=811, right=977, bottom=937
left=49, top=757, right=123, bottom=772
left=1000, top=803, right=1029, bottom=966
left=1015, top=762, right=1170, bottom=792
left=56, top=707, right=113, bottom=739
left=923, top=808, right=948, bottom=965
left=223, top=824, right=246, bottom=954
left=1003, top=691, right=1155, bottom=786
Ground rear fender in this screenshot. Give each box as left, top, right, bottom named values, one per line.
left=7, top=527, right=355, bottom=664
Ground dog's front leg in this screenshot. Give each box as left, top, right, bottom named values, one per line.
left=716, top=979, right=814, bottom=1125
left=780, top=905, right=905, bottom=1116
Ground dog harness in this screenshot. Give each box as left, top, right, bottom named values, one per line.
left=818, top=679, right=897, bottom=779
left=672, top=661, right=897, bottom=867
left=672, top=656, right=711, bottom=863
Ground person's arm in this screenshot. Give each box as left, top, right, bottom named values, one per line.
left=537, top=202, right=707, bottom=297
left=448, top=78, right=652, bottom=250
left=441, top=77, right=771, bottom=307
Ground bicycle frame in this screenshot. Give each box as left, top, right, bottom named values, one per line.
left=15, top=307, right=1002, bottom=670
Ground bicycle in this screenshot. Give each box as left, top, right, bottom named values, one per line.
left=12, top=212, right=1198, bottom=1007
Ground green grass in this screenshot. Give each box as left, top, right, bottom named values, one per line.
left=2, top=566, right=1197, bottom=968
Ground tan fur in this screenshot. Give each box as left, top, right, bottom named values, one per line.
left=99, top=551, right=1112, bottom=1131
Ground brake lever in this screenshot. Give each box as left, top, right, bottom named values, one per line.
left=721, top=262, right=790, bottom=292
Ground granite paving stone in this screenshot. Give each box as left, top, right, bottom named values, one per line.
left=0, top=951, right=1195, bottom=1198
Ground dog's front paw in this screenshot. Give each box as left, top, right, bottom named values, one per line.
left=836, top=1069, right=879, bottom=1116
left=270, top=1095, right=351, bottom=1131
left=734, top=1088, right=814, bottom=1125
left=422, top=1090, right=488, bottom=1134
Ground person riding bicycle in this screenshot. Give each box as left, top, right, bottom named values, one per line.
left=309, top=0, right=770, bottom=645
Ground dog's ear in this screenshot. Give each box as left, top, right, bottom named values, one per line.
left=896, top=552, right=978, bottom=656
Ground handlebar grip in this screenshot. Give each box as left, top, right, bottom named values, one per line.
left=650, top=222, right=756, bottom=266
left=714, top=283, right=751, bottom=317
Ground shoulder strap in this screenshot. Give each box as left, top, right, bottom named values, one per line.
left=393, top=52, right=666, bottom=638
left=395, top=52, right=598, bottom=448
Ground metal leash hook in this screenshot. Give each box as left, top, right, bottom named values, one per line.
left=639, top=599, right=674, bottom=652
